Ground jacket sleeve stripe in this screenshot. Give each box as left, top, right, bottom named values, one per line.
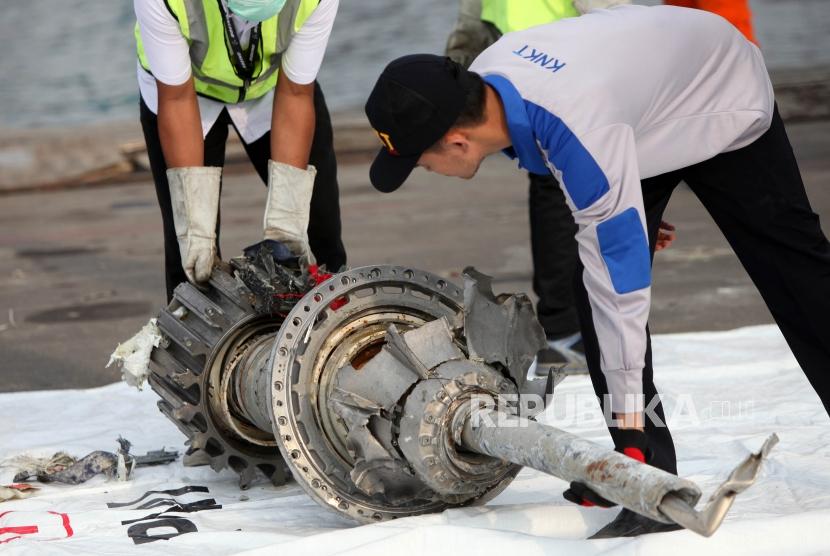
left=596, top=207, right=651, bottom=294
left=524, top=101, right=610, bottom=210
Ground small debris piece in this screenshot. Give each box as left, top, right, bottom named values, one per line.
left=134, top=448, right=179, bottom=467
left=107, top=318, right=163, bottom=389
left=232, top=240, right=337, bottom=316
left=11, top=452, right=76, bottom=483
left=9, top=437, right=178, bottom=485
left=0, top=483, right=38, bottom=503
left=37, top=451, right=121, bottom=484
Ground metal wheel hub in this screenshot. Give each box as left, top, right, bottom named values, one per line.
left=397, top=359, right=519, bottom=498
left=270, top=266, right=472, bottom=522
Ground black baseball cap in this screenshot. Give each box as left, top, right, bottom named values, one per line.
left=365, top=54, right=476, bottom=193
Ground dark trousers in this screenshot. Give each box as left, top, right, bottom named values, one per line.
left=575, top=106, right=830, bottom=474
left=140, top=82, right=347, bottom=301
left=529, top=172, right=580, bottom=339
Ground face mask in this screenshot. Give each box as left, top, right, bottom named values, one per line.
left=227, top=0, right=287, bottom=22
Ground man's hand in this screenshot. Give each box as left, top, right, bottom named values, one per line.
left=615, top=411, right=644, bottom=430
left=655, top=220, right=676, bottom=251
left=563, top=481, right=617, bottom=508
left=267, top=67, right=319, bottom=264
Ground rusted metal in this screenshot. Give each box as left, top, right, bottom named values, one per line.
left=458, top=406, right=777, bottom=536
left=140, top=255, right=776, bottom=536
left=459, top=407, right=701, bottom=523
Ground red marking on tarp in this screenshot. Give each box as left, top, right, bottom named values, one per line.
left=0, top=526, right=39, bottom=536
left=0, top=511, right=39, bottom=544
left=49, top=511, right=74, bottom=538
left=0, top=510, right=73, bottom=543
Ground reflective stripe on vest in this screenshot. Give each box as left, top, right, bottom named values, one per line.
left=481, top=0, right=578, bottom=34
left=135, top=0, right=319, bottom=103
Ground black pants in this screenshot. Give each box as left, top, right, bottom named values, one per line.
left=140, top=82, right=347, bottom=301
left=576, top=106, right=830, bottom=474
left=529, top=172, right=580, bottom=339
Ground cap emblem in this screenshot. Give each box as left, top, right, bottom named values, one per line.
left=375, top=130, right=399, bottom=156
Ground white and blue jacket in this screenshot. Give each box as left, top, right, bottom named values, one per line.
left=469, top=4, right=774, bottom=412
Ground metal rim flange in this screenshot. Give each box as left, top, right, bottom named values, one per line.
left=269, top=265, right=471, bottom=522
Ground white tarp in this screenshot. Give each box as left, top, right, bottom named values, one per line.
left=1, top=325, right=829, bottom=554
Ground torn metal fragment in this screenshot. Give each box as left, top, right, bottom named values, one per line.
left=333, top=348, right=420, bottom=414
left=328, top=390, right=426, bottom=501
left=462, top=267, right=547, bottom=392
left=391, top=317, right=466, bottom=372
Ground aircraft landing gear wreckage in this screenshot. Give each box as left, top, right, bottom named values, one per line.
left=138, top=246, right=777, bottom=537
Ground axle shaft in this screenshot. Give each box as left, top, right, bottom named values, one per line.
left=458, top=407, right=699, bottom=523
left=458, top=406, right=778, bottom=536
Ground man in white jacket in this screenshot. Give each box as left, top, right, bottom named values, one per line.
left=135, top=0, right=346, bottom=300
left=365, top=4, right=830, bottom=537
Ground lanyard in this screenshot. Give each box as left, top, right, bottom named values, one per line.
left=217, top=1, right=261, bottom=80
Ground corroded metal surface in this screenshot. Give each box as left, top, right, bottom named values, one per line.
left=458, top=407, right=777, bottom=535
left=145, top=256, right=774, bottom=537
left=459, top=408, right=701, bottom=523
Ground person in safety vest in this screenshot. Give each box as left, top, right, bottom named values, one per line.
left=444, top=0, right=676, bottom=378
left=135, top=0, right=346, bottom=301
left=364, top=4, right=830, bottom=538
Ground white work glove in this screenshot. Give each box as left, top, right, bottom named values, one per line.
left=263, top=160, right=316, bottom=264
left=573, top=0, right=630, bottom=15
left=166, top=166, right=222, bottom=284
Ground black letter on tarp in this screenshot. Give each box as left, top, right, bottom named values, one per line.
left=127, top=517, right=198, bottom=545
left=108, top=485, right=221, bottom=544
left=120, top=499, right=222, bottom=525
left=106, top=486, right=209, bottom=508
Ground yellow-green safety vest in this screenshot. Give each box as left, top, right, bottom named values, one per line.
left=481, top=0, right=578, bottom=34
left=136, top=0, right=318, bottom=104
